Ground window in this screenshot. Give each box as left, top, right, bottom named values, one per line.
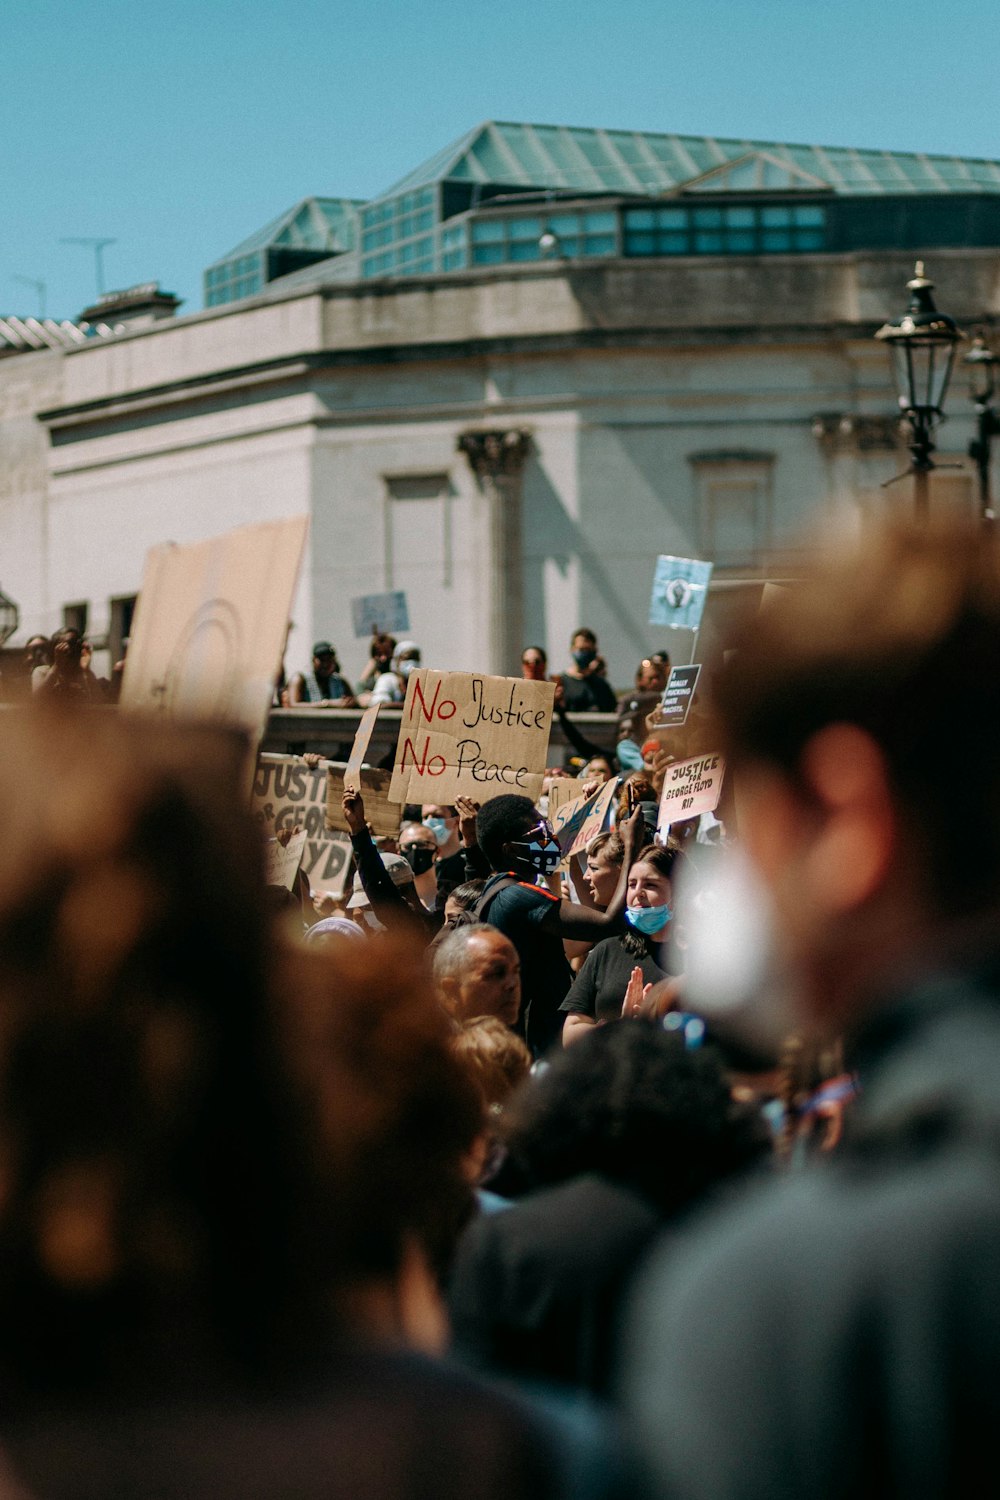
left=109, top=595, right=137, bottom=666
left=62, top=602, right=88, bottom=634
left=623, top=202, right=827, bottom=257
left=689, top=454, right=774, bottom=568
left=382, top=474, right=457, bottom=666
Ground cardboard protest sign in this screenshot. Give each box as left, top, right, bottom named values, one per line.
left=252, top=754, right=353, bottom=898
left=326, top=764, right=401, bottom=839
left=351, top=590, right=410, bottom=638
left=121, top=517, right=308, bottom=742
left=658, top=664, right=702, bottom=728
left=389, top=670, right=555, bottom=807
left=265, top=829, right=308, bottom=890
left=547, top=779, right=582, bottom=818
left=658, top=752, right=725, bottom=829
left=344, top=705, right=380, bottom=787
left=649, top=555, right=713, bottom=631
left=563, top=777, right=620, bottom=860
left=551, top=783, right=600, bottom=856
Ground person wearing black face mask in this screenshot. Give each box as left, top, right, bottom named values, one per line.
left=472, top=795, right=646, bottom=1057
left=399, top=821, right=440, bottom=911
left=557, top=629, right=617, bottom=714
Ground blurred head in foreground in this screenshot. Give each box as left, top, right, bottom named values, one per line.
left=0, top=709, right=480, bottom=1395
left=501, top=1023, right=767, bottom=1215
left=714, top=519, right=1000, bottom=1034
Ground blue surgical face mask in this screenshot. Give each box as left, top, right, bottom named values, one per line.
left=399, top=658, right=419, bottom=677
left=626, top=903, right=672, bottom=935
left=424, top=816, right=450, bottom=846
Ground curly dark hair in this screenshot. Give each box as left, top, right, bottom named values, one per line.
left=502, top=1023, right=768, bottom=1215
left=475, top=795, right=537, bottom=871
left=0, top=708, right=482, bottom=1393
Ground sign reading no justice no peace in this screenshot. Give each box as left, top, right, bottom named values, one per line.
left=389, top=670, right=555, bottom=806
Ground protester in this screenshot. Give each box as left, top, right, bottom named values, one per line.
left=440, top=879, right=487, bottom=931
left=451, top=1016, right=533, bottom=1114
left=0, top=707, right=596, bottom=1500
left=579, top=754, right=616, bottom=783
left=287, top=640, right=356, bottom=707
left=24, top=634, right=51, bottom=677
left=520, top=646, right=548, bottom=682
left=557, top=629, right=617, bottom=713
left=31, top=627, right=107, bottom=703
left=615, top=656, right=669, bottom=721
left=449, top=1025, right=768, bottom=1398
left=451, top=1018, right=533, bottom=1214
left=624, top=519, right=1000, bottom=1500
left=578, top=831, right=626, bottom=911
left=472, top=795, right=645, bottom=1055
left=303, top=914, right=366, bottom=948
left=561, top=844, right=680, bottom=1043
left=343, top=786, right=438, bottom=938
left=422, top=802, right=470, bottom=904
left=433, top=924, right=522, bottom=1026
left=357, top=632, right=397, bottom=694
left=399, top=820, right=441, bottom=911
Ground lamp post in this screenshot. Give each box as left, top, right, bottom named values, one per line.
left=964, top=336, right=1000, bottom=523
left=875, top=262, right=964, bottom=518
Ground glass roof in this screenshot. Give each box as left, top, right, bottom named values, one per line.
left=374, top=120, right=1000, bottom=201
left=209, top=196, right=363, bottom=265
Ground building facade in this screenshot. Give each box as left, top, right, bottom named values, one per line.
left=2, top=122, right=999, bottom=687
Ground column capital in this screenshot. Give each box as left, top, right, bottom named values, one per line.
left=457, top=428, right=531, bottom=480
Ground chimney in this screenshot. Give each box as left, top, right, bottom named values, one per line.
left=78, top=281, right=182, bottom=330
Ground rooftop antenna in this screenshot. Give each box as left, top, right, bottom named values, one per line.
left=12, top=275, right=47, bottom=319
left=60, top=237, right=117, bottom=298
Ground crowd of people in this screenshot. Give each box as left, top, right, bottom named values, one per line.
left=1, top=518, right=999, bottom=1497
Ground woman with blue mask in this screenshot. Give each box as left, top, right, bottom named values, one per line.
left=561, top=843, right=681, bottom=1045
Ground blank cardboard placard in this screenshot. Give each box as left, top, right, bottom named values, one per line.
left=344, top=705, right=380, bottom=787
left=252, top=754, right=353, bottom=898
left=389, top=670, right=555, bottom=806
left=326, top=764, right=402, bottom=839
left=658, top=752, right=725, bottom=828
left=121, top=516, right=308, bottom=741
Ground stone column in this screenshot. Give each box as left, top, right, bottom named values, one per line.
left=457, top=429, right=531, bottom=676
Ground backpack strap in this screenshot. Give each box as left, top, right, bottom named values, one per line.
left=473, top=874, right=520, bottom=924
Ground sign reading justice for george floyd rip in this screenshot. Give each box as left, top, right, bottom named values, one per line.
left=389, top=670, right=555, bottom=806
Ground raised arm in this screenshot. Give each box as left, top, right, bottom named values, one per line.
left=541, top=806, right=647, bottom=942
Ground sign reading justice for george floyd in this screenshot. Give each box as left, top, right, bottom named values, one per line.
left=389, top=670, right=555, bottom=806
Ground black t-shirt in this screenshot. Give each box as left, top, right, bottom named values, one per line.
left=477, top=874, right=573, bottom=1057
left=449, top=1172, right=664, bottom=1398
left=557, top=672, right=617, bottom=714
left=560, top=934, right=670, bottom=1025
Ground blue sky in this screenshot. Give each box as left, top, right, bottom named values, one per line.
left=4, top=0, right=999, bottom=321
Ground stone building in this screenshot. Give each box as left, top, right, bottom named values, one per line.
left=2, top=121, right=999, bottom=684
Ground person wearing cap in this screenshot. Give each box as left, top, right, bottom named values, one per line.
left=288, top=642, right=356, bottom=707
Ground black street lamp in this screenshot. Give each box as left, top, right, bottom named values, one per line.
left=964, top=336, right=1000, bottom=522
left=875, top=262, right=964, bottom=518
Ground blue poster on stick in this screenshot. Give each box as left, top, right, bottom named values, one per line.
left=649, top=556, right=713, bottom=631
